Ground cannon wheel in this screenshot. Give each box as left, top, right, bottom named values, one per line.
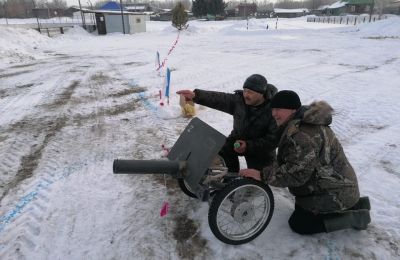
left=208, top=178, right=274, bottom=245
left=177, top=151, right=228, bottom=198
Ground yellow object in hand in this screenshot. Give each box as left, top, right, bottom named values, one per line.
left=184, top=103, right=196, bottom=116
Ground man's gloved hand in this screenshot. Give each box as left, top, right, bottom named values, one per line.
left=234, top=140, right=246, bottom=153
left=176, top=90, right=195, bottom=101
left=239, top=169, right=261, bottom=181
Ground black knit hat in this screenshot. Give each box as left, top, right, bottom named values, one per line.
left=270, top=90, right=301, bottom=110
left=243, top=74, right=268, bottom=94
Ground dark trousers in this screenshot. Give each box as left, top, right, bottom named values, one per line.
left=221, top=139, right=272, bottom=172
left=288, top=204, right=327, bottom=235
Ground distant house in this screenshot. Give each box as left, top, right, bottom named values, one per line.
left=224, top=7, right=236, bottom=17
left=256, top=9, right=273, bottom=19
left=89, top=2, right=146, bottom=35
left=64, top=7, right=83, bottom=17
left=326, top=1, right=347, bottom=15
left=123, top=3, right=150, bottom=12
left=273, top=8, right=309, bottom=18
left=99, top=1, right=128, bottom=11
left=326, top=0, right=373, bottom=16
left=31, top=7, right=69, bottom=19
left=316, top=5, right=330, bottom=15
left=159, top=11, right=172, bottom=21
left=237, top=3, right=257, bottom=17
left=389, top=0, right=400, bottom=14
left=155, top=9, right=192, bottom=21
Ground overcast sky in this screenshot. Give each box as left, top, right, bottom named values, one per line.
left=65, top=0, right=91, bottom=8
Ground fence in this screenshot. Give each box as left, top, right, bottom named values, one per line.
left=307, top=14, right=393, bottom=25
left=30, top=25, right=96, bottom=37
left=33, top=26, right=73, bottom=37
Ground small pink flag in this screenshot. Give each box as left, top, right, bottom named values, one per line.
left=161, top=145, right=170, bottom=153
left=160, top=202, right=169, bottom=217
left=159, top=90, right=162, bottom=100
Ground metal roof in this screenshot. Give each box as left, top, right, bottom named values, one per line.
left=274, top=8, right=309, bottom=13
left=98, top=2, right=128, bottom=11
left=341, top=0, right=373, bottom=4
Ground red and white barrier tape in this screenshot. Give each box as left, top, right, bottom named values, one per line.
left=157, top=31, right=181, bottom=71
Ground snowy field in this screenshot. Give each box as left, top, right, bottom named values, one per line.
left=0, top=16, right=400, bottom=259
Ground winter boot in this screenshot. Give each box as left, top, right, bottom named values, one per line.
left=350, top=196, right=371, bottom=211
left=324, top=209, right=371, bottom=233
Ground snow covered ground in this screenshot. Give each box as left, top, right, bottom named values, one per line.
left=0, top=16, right=400, bottom=259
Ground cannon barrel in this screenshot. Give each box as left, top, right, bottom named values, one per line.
left=113, top=159, right=186, bottom=174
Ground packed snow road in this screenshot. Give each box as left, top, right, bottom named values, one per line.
left=0, top=17, right=400, bottom=259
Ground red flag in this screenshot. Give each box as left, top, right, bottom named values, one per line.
left=161, top=145, right=170, bottom=153
left=160, top=202, right=169, bottom=217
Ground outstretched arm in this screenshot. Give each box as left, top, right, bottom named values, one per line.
left=177, top=89, right=238, bottom=115
left=176, top=90, right=195, bottom=101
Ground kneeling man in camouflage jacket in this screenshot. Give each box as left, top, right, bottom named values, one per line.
left=240, top=90, right=371, bottom=234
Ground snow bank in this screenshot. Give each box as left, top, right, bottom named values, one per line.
left=0, top=25, right=94, bottom=66
left=0, top=27, right=50, bottom=64
left=52, top=25, right=95, bottom=42
left=158, top=24, right=223, bottom=36
left=351, top=17, right=400, bottom=37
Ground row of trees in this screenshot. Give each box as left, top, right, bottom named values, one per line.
left=92, top=0, right=193, bottom=10
left=192, top=0, right=228, bottom=18
left=0, top=0, right=66, bottom=19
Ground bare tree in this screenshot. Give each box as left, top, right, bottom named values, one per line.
left=374, top=0, right=390, bottom=16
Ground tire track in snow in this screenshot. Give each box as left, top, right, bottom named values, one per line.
left=0, top=59, right=82, bottom=122
left=0, top=63, right=85, bottom=182
left=0, top=56, right=151, bottom=258
left=0, top=62, right=92, bottom=257
left=0, top=149, right=131, bottom=256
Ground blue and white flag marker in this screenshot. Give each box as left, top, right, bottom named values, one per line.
left=161, top=68, right=171, bottom=105
left=157, top=68, right=181, bottom=119
left=155, top=51, right=161, bottom=69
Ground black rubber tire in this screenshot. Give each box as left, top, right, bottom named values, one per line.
left=177, top=178, right=198, bottom=198
left=208, top=178, right=274, bottom=245
left=217, top=149, right=233, bottom=172
left=177, top=151, right=229, bottom=198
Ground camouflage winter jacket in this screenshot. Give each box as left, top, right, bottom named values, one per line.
left=193, top=87, right=278, bottom=164
left=261, top=101, right=360, bottom=213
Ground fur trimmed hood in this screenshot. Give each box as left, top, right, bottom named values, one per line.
left=303, top=101, right=333, bottom=126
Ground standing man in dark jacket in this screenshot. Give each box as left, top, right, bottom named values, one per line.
left=240, top=90, right=371, bottom=234
left=177, top=74, right=278, bottom=172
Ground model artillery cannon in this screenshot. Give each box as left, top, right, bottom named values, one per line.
left=113, top=118, right=274, bottom=245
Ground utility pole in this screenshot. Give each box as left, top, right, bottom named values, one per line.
left=31, top=0, right=41, bottom=33
left=87, top=0, right=96, bottom=26
left=119, top=0, right=126, bottom=34
left=244, top=0, right=246, bottom=20
left=369, top=0, right=375, bottom=22
left=46, top=2, right=50, bottom=18
left=78, top=0, right=86, bottom=29
left=2, top=4, right=8, bottom=25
